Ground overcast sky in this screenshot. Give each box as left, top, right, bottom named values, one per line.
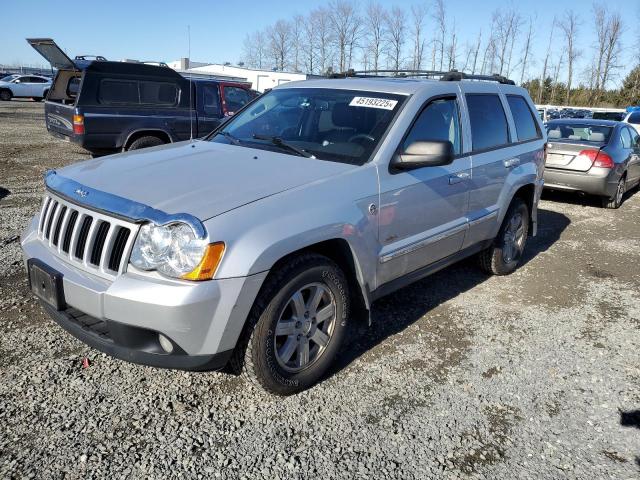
left=2, top=0, right=638, bottom=85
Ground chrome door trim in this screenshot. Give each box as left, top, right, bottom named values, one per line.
left=380, top=223, right=468, bottom=264
left=468, top=210, right=498, bottom=227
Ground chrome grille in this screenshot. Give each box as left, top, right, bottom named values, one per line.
left=37, top=193, right=139, bottom=280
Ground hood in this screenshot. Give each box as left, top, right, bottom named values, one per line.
left=55, top=141, right=356, bottom=220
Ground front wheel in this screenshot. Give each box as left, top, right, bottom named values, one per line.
left=602, top=177, right=625, bottom=209
left=231, top=253, right=350, bottom=395
left=478, top=198, right=530, bottom=276
left=0, top=90, right=12, bottom=101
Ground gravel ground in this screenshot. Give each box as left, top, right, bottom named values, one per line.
left=1, top=101, right=639, bottom=480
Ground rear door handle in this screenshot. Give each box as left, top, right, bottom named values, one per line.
left=504, top=158, right=520, bottom=168
left=449, top=171, right=471, bottom=185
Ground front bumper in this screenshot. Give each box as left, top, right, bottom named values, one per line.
left=21, top=216, right=267, bottom=367
left=543, top=167, right=618, bottom=197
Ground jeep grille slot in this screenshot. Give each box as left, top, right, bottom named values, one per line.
left=37, top=193, right=138, bottom=280
left=90, top=221, right=110, bottom=266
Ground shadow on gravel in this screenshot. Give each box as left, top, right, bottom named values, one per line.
left=0, top=187, right=9, bottom=201
left=542, top=185, right=639, bottom=208
left=329, top=207, right=570, bottom=378
left=619, top=410, right=640, bottom=469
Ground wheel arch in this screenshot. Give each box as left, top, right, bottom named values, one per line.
left=122, top=129, right=173, bottom=150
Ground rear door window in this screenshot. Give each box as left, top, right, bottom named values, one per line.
left=99, top=79, right=139, bottom=104
left=466, top=94, right=510, bottom=151
left=223, top=86, right=252, bottom=113
left=506, top=95, right=540, bottom=142
left=403, top=97, right=462, bottom=155
left=201, top=84, right=221, bottom=116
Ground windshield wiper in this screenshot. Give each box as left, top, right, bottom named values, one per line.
left=218, top=131, right=243, bottom=146
left=252, top=134, right=315, bottom=158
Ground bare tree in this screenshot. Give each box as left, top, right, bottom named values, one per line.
left=302, top=14, right=316, bottom=73
left=600, top=12, right=623, bottom=91
left=537, top=18, right=555, bottom=103
left=365, top=2, right=386, bottom=71
left=446, top=18, right=457, bottom=70
left=384, top=6, right=406, bottom=70
left=471, top=30, right=482, bottom=74
left=432, top=0, right=446, bottom=70
left=311, top=7, right=334, bottom=74
left=550, top=52, right=565, bottom=104
left=267, top=20, right=293, bottom=71
left=559, top=10, right=580, bottom=104
left=410, top=4, right=427, bottom=70
left=328, top=0, right=360, bottom=72
left=519, top=17, right=534, bottom=84
left=291, top=15, right=304, bottom=72
left=242, top=31, right=267, bottom=69
left=493, top=9, right=521, bottom=76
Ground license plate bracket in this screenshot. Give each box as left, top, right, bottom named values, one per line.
left=28, top=259, right=66, bottom=311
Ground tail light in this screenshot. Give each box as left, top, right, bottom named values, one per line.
left=73, top=114, right=84, bottom=135
left=578, top=149, right=614, bottom=169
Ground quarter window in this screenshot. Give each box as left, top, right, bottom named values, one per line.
left=99, top=79, right=179, bottom=106
left=466, top=94, right=510, bottom=151
left=621, top=127, right=632, bottom=149
left=403, top=97, right=462, bottom=155
left=507, top=95, right=540, bottom=142
left=99, top=79, right=139, bottom=104
left=139, top=81, right=178, bottom=105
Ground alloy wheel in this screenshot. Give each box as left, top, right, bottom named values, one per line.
left=274, top=282, right=336, bottom=373
left=502, top=211, right=526, bottom=263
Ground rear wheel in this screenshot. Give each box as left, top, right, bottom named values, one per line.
left=602, top=176, right=625, bottom=209
left=478, top=198, right=529, bottom=276
left=0, top=89, right=12, bottom=101
left=127, top=135, right=165, bottom=151
left=230, top=253, right=349, bottom=395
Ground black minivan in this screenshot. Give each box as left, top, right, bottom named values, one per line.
left=28, top=38, right=255, bottom=156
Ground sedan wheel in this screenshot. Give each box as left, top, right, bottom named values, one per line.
left=603, top=177, right=625, bottom=209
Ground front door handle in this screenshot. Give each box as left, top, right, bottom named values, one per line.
left=449, top=171, right=471, bottom=185
left=504, top=158, right=520, bottom=168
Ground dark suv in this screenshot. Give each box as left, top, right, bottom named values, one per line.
left=28, top=38, right=255, bottom=155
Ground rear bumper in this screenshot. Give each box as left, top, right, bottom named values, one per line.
left=543, top=167, right=618, bottom=197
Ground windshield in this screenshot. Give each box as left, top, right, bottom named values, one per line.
left=546, top=123, right=612, bottom=143
left=209, top=88, right=407, bottom=165
left=1, top=75, right=18, bottom=82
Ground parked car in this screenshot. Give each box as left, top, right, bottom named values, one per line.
left=21, top=73, right=545, bottom=395
left=544, top=119, right=640, bottom=208
left=623, top=111, right=640, bottom=134
left=0, top=74, right=52, bottom=101
left=592, top=111, right=625, bottom=121
left=27, top=38, right=256, bottom=156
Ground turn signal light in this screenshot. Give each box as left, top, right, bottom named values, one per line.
left=181, top=242, right=225, bottom=281
left=73, top=114, right=85, bottom=135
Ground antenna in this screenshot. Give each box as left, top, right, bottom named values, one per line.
left=188, top=25, right=193, bottom=141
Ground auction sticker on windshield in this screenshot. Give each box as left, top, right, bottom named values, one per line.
left=349, top=97, right=398, bottom=110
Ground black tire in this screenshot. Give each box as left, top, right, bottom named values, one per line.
left=0, top=89, right=12, bottom=101
left=33, top=97, right=43, bottom=102
left=127, top=135, right=165, bottom=151
left=602, top=176, right=625, bottom=209
left=478, top=198, right=530, bottom=276
left=230, top=253, right=350, bottom=395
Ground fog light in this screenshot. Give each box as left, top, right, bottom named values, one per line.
left=158, top=334, right=174, bottom=353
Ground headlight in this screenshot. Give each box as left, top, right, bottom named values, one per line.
left=130, top=223, right=224, bottom=280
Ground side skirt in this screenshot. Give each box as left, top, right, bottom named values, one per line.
left=370, top=240, right=492, bottom=302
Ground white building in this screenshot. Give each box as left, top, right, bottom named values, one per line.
left=167, top=58, right=309, bottom=92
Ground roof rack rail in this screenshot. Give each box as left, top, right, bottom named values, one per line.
left=329, top=68, right=516, bottom=85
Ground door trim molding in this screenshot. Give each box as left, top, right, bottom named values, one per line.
left=379, top=223, right=468, bottom=264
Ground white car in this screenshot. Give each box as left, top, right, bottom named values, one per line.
left=0, top=74, right=52, bottom=101
left=623, top=111, right=640, bottom=134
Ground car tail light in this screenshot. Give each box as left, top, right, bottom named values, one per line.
left=73, top=114, right=84, bottom=135
left=578, top=149, right=614, bottom=169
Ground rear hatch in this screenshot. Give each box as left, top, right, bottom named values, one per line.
left=545, top=142, right=604, bottom=172
left=27, top=38, right=80, bottom=139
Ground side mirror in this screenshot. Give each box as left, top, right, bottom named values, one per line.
left=391, top=140, right=455, bottom=170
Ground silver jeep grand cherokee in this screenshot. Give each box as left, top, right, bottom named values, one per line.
left=21, top=73, right=545, bottom=395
